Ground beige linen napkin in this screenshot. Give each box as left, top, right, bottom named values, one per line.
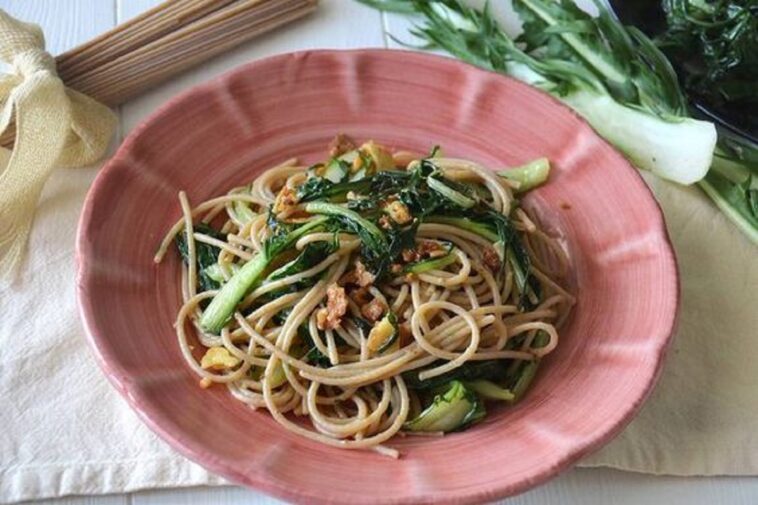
left=0, top=164, right=755, bottom=504
left=583, top=173, right=758, bottom=475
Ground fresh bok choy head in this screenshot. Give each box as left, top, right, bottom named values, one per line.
left=359, top=0, right=717, bottom=186
left=358, top=0, right=758, bottom=245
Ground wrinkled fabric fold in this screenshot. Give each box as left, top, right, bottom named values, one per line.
left=0, top=9, right=115, bottom=284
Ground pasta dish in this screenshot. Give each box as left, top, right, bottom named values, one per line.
left=155, top=135, right=574, bottom=457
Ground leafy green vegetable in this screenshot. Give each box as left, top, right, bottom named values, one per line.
left=305, top=345, right=332, bottom=368
left=699, top=131, right=758, bottom=242
left=403, top=359, right=507, bottom=390
left=265, top=319, right=331, bottom=368
left=657, top=0, right=758, bottom=132
left=403, top=248, right=457, bottom=274
left=428, top=211, right=541, bottom=309
left=506, top=330, right=551, bottom=401
left=300, top=161, right=460, bottom=277
left=386, top=220, right=419, bottom=264
left=426, top=174, right=477, bottom=208
left=510, top=360, right=540, bottom=402
left=248, top=361, right=288, bottom=388
left=403, top=380, right=485, bottom=432
left=700, top=170, right=758, bottom=243
left=322, top=158, right=351, bottom=183
left=465, top=379, right=516, bottom=402
left=199, top=217, right=329, bottom=334
left=202, top=263, right=241, bottom=285
left=298, top=324, right=332, bottom=368
left=267, top=240, right=337, bottom=282
left=404, top=353, right=542, bottom=404
left=175, top=223, right=222, bottom=293
left=298, top=167, right=417, bottom=204
left=297, top=176, right=371, bottom=203
left=359, top=0, right=758, bottom=244
left=229, top=196, right=257, bottom=225
left=304, top=201, right=392, bottom=275
left=360, top=0, right=716, bottom=185
left=427, top=215, right=498, bottom=242
left=261, top=240, right=338, bottom=298
left=202, top=264, right=226, bottom=284
left=498, top=157, right=551, bottom=192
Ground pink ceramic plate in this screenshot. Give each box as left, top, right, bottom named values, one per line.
left=76, top=49, right=678, bottom=504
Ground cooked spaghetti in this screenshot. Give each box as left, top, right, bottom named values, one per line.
left=155, top=135, right=574, bottom=458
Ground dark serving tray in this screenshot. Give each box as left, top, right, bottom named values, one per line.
left=607, top=0, right=757, bottom=145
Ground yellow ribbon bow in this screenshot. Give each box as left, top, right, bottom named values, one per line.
left=0, top=10, right=116, bottom=282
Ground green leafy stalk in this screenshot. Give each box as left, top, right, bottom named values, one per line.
left=403, top=380, right=485, bottom=432
left=427, top=215, right=498, bottom=242
left=266, top=240, right=338, bottom=282
left=258, top=240, right=339, bottom=300
left=361, top=0, right=716, bottom=185
left=507, top=330, right=551, bottom=401
left=297, top=176, right=372, bottom=203
left=510, top=360, right=540, bottom=401
left=426, top=175, right=477, bottom=208
left=465, top=379, right=516, bottom=401
left=304, top=201, right=392, bottom=274
left=699, top=151, right=758, bottom=243
left=427, top=212, right=540, bottom=308
left=403, top=359, right=506, bottom=390
left=304, top=202, right=386, bottom=244
left=403, top=249, right=457, bottom=274
left=175, top=223, right=222, bottom=293
left=498, top=157, right=551, bottom=192
left=199, top=217, right=329, bottom=333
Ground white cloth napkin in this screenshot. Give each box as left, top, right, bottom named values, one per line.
left=0, top=165, right=756, bottom=503
left=0, top=167, right=225, bottom=504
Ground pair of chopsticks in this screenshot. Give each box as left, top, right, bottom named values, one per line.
left=1, top=0, right=317, bottom=146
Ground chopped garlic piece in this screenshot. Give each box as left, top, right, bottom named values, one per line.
left=360, top=140, right=395, bottom=171
left=200, top=347, right=241, bottom=370
left=367, top=314, right=397, bottom=354
left=386, top=201, right=412, bottom=225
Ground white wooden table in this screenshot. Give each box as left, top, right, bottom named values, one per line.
left=3, top=1, right=756, bottom=503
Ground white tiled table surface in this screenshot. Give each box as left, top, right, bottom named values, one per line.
left=3, top=1, right=755, bottom=503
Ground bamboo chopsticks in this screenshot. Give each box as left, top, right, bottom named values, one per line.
left=1, top=0, right=317, bottom=146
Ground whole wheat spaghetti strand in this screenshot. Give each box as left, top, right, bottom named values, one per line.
left=67, top=0, right=318, bottom=106
left=56, top=0, right=239, bottom=78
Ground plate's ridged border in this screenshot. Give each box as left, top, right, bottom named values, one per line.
left=76, top=49, right=679, bottom=504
